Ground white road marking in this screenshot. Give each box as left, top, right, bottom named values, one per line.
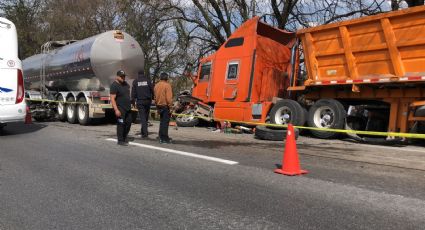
left=106, top=138, right=239, bottom=165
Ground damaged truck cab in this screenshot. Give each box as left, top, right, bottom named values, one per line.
left=179, top=17, right=296, bottom=125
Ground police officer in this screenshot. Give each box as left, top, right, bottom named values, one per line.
left=110, top=70, right=132, bottom=146
left=154, top=72, right=173, bottom=144
left=131, top=70, right=153, bottom=138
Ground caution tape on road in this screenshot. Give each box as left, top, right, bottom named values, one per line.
left=25, top=98, right=425, bottom=139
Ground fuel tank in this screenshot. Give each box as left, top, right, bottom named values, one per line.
left=23, top=30, right=144, bottom=91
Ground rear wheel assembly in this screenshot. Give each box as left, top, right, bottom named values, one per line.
left=57, top=95, right=67, bottom=122
left=307, top=99, right=346, bottom=139
left=269, top=99, right=306, bottom=127
left=66, top=97, right=78, bottom=124
left=77, top=97, right=91, bottom=126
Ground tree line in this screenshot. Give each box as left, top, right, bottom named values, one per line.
left=1, top=0, right=423, bottom=84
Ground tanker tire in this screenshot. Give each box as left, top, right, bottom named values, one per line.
left=57, top=95, right=67, bottom=122
left=254, top=125, right=299, bottom=141
left=269, top=99, right=306, bottom=128
left=307, top=99, right=346, bottom=139
left=66, top=97, right=78, bottom=124
left=77, top=97, right=91, bottom=126
left=176, top=109, right=199, bottom=127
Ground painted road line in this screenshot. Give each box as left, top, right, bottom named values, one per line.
left=106, top=138, right=239, bottom=165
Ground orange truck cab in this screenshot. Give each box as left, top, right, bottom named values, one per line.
left=179, top=17, right=296, bottom=124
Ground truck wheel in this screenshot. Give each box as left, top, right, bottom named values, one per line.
left=270, top=99, right=306, bottom=127
left=66, top=97, right=78, bottom=124
left=254, top=125, right=299, bottom=141
left=176, top=109, right=199, bottom=127
left=57, top=95, right=67, bottom=121
left=307, top=99, right=346, bottom=139
left=77, top=97, right=91, bottom=126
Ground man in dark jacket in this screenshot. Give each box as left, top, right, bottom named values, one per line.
left=131, top=71, right=154, bottom=138
left=110, top=70, right=132, bottom=146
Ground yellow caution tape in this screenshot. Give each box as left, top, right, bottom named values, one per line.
left=173, top=113, right=425, bottom=139
left=25, top=98, right=425, bottom=139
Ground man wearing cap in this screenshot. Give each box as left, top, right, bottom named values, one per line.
left=110, top=70, right=132, bottom=146
left=154, top=72, right=173, bottom=144
left=131, top=70, right=154, bottom=138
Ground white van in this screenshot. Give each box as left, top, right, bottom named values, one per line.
left=0, top=17, right=26, bottom=129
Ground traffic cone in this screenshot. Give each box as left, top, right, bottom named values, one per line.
left=25, top=106, right=32, bottom=124
left=274, top=124, right=308, bottom=176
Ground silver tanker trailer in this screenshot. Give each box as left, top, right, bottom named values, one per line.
left=23, top=30, right=144, bottom=125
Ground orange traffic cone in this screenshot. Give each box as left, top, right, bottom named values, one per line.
left=25, top=106, right=32, bottom=124
left=274, top=124, right=308, bottom=176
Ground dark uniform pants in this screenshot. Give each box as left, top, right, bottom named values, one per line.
left=137, top=103, right=151, bottom=137
left=157, top=106, right=170, bottom=141
left=117, top=108, right=132, bottom=142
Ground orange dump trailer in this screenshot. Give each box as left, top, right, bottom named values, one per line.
left=289, top=5, right=425, bottom=139
left=178, top=5, right=425, bottom=141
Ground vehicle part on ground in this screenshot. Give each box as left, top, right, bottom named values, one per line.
left=254, top=125, right=299, bottom=141
left=307, top=99, right=346, bottom=139
left=270, top=99, right=306, bottom=127
left=176, top=108, right=200, bottom=127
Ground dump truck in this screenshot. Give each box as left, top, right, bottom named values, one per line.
left=177, top=5, right=425, bottom=141
left=23, top=30, right=144, bottom=124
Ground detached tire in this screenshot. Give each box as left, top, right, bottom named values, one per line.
left=66, top=97, right=78, bottom=124
left=255, top=125, right=299, bottom=141
left=307, top=99, right=346, bottom=139
left=270, top=99, right=306, bottom=127
left=57, top=95, right=67, bottom=121
left=77, top=97, right=91, bottom=126
left=176, top=109, right=199, bottom=127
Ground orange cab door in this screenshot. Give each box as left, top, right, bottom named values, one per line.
left=222, top=60, right=241, bottom=101
left=194, top=62, right=212, bottom=101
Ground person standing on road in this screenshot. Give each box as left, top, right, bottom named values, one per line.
left=131, top=70, right=154, bottom=138
left=110, top=70, right=132, bottom=146
left=154, top=72, right=173, bottom=144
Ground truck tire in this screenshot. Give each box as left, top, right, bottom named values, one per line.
left=77, top=97, right=91, bottom=126
left=254, top=125, right=299, bottom=141
left=66, top=97, right=78, bottom=124
left=176, top=109, right=199, bottom=127
left=270, top=99, right=306, bottom=127
left=307, top=99, right=346, bottom=139
left=57, top=95, right=67, bottom=121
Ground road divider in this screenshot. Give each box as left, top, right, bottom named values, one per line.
left=26, top=98, right=425, bottom=139
left=105, top=138, right=239, bottom=165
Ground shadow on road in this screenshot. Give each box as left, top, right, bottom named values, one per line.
left=0, top=123, right=47, bottom=136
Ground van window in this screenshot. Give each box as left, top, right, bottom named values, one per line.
left=226, top=61, right=239, bottom=80
left=225, top=37, right=244, bottom=48
left=0, top=19, right=18, bottom=58
left=199, top=62, right=211, bottom=81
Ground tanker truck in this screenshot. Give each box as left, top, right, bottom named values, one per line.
left=23, top=30, right=144, bottom=125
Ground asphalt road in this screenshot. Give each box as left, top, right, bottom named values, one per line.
left=0, top=121, right=424, bottom=229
